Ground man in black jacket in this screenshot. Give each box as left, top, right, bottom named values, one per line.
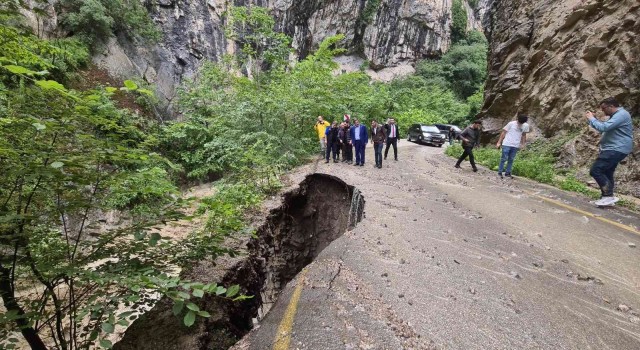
left=384, top=118, right=400, bottom=161
left=325, top=121, right=340, bottom=163
left=370, top=120, right=387, bottom=168
left=455, top=120, right=482, bottom=172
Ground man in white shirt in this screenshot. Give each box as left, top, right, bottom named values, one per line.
left=496, top=115, right=530, bottom=178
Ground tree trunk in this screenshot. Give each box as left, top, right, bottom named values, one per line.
left=0, top=265, right=48, bottom=350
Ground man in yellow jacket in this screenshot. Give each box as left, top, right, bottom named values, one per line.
left=314, top=116, right=330, bottom=155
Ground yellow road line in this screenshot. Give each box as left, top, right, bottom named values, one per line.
left=524, top=190, right=640, bottom=236
left=273, top=268, right=309, bottom=350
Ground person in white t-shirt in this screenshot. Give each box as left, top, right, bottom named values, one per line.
left=495, top=115, right=530, bottom=178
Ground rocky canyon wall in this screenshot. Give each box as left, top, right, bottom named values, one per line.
left=96, top=0, right=485, bottom=113
left=481, top=0, right=640, bottom=196
left=20, top=0, right=487, bottom=113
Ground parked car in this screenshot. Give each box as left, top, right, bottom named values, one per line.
left=434, top=124, right=462, bottom=139
left=407, top=124, right=446, bottom=147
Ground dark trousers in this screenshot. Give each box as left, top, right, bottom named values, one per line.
left=354, top=140, right=366, bottom=164
left=590, top=150, right=627, bottom=197
left=456, top=146, right=477, bottom=169
left=374, top=143, right=384, bottom=166
left=385, top=138, right=398, bottom=159
left=343, top=143, right=353, bottom=161
left=326, top=142, right=339, bottom=161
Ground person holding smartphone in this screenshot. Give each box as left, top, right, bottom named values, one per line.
left=585, top=97, right=634, bottom=207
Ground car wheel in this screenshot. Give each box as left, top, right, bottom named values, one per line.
left=438, top=144, right=443, bottom=147
left=407, top=135, right=412, bottom=142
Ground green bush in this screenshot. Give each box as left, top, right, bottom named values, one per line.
left=416, top=35, right=488, bottom=100
left=451, top=0, right=468, bottom=43
left=360, top=0, right=382, bottom=24
left=446, top=143, right=556, bottom=184
left=105, top=167, right=179, bottom=217
left=395, top=108, right=446, bottom=135
left=59, top=0, right=160, bottom=48
left=558, top=176, right=598, bottom=198
left=199, top=182, right=264, bottom=235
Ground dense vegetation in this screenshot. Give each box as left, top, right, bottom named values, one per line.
left=0, top=3, right=487, bottom=349
left=59, top=0, right=160, bottom=49
left=451, top=0, right=468, bottom=44
left=0, top=6, right=246, bottom=350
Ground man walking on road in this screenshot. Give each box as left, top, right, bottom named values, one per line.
left=314, top=116, right=330, bottom=155
left=496, top=115, right=530, bottom=178
left=384, top=118, right=400, bottom=161
left=455, top=120, right=482, bottom=172
left=350, top=118, right=368, bottom=166
left=371, top=120, right=386, bottom=168
left=586, top=97, right=634, bottom=207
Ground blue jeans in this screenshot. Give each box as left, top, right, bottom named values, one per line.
left=354, top=140, right=366, bottom=165
left=590, top=150, right=628, bottom=197
left=374, top=143, right=383, bottom=166
left=498, top=146, right=519, bottom=174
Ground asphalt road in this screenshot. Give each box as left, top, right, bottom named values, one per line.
left=233, top=141, right=640, bottom=350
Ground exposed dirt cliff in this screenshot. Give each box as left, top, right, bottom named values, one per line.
left=481, top=0, right=640, bottom=196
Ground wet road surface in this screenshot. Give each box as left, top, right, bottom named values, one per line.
left=233, top=141, right=640, bottom=350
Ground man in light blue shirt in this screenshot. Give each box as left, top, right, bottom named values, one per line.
left=585, top=97, right=634, bottom=207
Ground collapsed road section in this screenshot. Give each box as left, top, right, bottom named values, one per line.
left=115, top=174, right=365, bottom=350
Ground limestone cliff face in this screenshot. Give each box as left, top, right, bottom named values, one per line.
left=270, top=0, right=483, bottom=69
left=481, top=0, right=640, bottom=196
left=95, top=0, right=486, bottom=111
left=20, top=0, right=487, bottom=112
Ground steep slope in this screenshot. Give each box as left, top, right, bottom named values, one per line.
left=481, top=0, right=640, bottom=196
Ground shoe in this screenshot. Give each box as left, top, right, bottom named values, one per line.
left=334, top=159, right=339, bottom=163
left=360, top=164, right=364, bottom=167
left=378, top=165, right=382, bottom=169
left=354, top=163, right=360, bottom=166
left=394, top=158, right=398, bottom=161
left=594, top=196, right=619, bottom=207
left=454, top=164, right=461, bottom=169
left=473, top=168, right=478, bottom=173
left=325, top=160, right=329, bottom=164
left=505, top=173, right=513, bottom=178
left=384, top=156, right=387, bottom=160
left=498, top=172, right=503, bottom=178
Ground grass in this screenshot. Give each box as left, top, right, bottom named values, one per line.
left=445, top=143, right=556, bottom=184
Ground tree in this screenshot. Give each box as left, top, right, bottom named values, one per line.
left=415, top=32, right=488, bottom=100
left=224, top=5, right=292, bottom=78
left=0, top=27, right=242, bottom=350
left=450, top=0, right=468, bottom=44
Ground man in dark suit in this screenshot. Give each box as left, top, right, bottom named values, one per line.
left=384, top=118, right=400, bottom=161
left=325, top=121, right=340, bottom=163
left=371, top=120, right=387, bottom=168
left=350, top=118, right=368, bottom=166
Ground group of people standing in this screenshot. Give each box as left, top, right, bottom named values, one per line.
left=453, top=97, right=633, bottom=207
left=314, top=115, right=401, bottom=168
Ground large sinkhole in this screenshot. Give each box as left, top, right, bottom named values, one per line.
left=115, top=174, right=365, bottom=350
